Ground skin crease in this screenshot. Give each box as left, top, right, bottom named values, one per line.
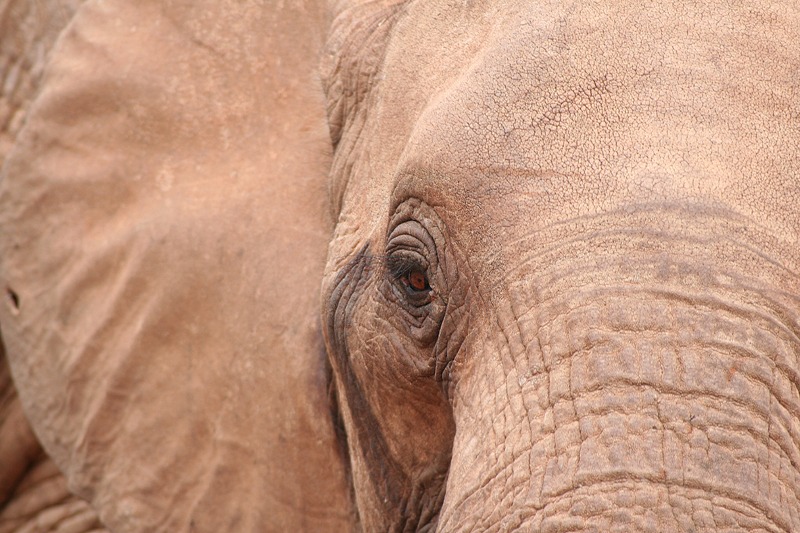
left=0, top=0, right=798, bottom=532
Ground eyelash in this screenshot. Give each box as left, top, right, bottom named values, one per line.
left=387, top=256, right=421, bottom=280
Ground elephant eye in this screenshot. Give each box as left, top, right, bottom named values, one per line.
left=401, top=270, right=430, bottom=292
left=386, top=253, right=433, bottom=304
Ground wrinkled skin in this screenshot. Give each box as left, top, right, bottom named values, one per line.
left=2, top=0, right=800, bottom=532
left=321, top=1, right=800, bottom=531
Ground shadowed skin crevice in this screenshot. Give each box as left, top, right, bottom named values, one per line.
left=325, top=246, right=413, bottom=526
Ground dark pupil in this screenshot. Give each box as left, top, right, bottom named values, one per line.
left=407, top=270, right=427, bottom=291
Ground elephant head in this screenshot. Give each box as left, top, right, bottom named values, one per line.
left=318, top=2, right=800, bottom=531
left=1, top=1, right=799, bottom=532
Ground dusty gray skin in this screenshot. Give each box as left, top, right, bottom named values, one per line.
left=1, top=0, right=799, bottom=531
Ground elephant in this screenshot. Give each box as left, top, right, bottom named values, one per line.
left=1, top=2, right=102, bottom=531
left=1, top=0, right=799, bottom=531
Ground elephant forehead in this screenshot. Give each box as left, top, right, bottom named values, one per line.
left=381, top=0, right=800, bottom=241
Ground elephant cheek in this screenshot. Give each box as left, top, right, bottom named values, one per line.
left=322, top=260, right=455, bottom=531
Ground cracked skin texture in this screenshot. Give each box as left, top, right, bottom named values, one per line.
left=1, top=0, right=799, bottom=532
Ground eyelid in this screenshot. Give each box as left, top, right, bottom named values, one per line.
left=386, top=253, right=427, bottom=281
left=387, top=231, right=425, bottom=249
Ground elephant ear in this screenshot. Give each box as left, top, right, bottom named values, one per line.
left=0, top=1, right=354, bottom=531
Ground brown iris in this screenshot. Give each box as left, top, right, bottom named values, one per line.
left=402, top=270, right=429, bottom=291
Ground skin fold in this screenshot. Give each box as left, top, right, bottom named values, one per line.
left=1, top=0, right=799, bottom=531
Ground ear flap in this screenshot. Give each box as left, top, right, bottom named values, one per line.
left=0, top=0, right=82, bottom=166
left=0, top=1, right=354, bottom=530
